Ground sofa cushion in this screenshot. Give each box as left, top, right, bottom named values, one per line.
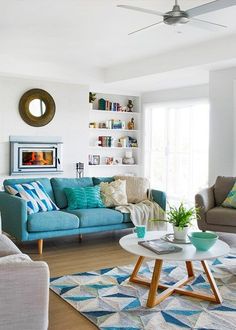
left=100, top=179, right=128, bottom=207
left=214, top=176, right=236, bottom=206
left=92, top=177, right=114, bottom=186
left=51, top=177, right=93, bottom=209
left=65, top=186, right=104, bottom=210
left=206, top=206, right=236, bottom=226
left=0, top=234, right=22, bottom=257
left=66, top=208, right=123, bottom=227
left=5, top=181, right=59, bottom=215
left=114, top=176, right=149, bottom=203
left=4, top=177, right=55, bottom=202
left=27, top=210, right=79, bottom=232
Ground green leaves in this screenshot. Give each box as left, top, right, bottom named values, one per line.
left=167, top=202, right=199, bottom=229
left=150, top=202, right=200, bottom=230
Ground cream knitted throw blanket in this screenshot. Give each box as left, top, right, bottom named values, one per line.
left=115, top=200, right=166, bottom=231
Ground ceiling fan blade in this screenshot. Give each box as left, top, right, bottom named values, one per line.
left=191, top=17, right=227, bottom=28
left=128, top=21, right=163, bottom=35
left=117, top=5, right=164, bottom=17
left=186, top=0, right=236, bottom=18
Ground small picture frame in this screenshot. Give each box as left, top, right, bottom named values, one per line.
left=92, top=155, right=100, bottom=165
left=113, top=157, right=122, bottom=165
left=105, top=157, right=113, bottom=165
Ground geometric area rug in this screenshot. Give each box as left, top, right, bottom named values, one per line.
left=50, top=255, right=236, bottom=330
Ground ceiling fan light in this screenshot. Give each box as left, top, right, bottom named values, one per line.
left=164, top=12, right=189, bottom=25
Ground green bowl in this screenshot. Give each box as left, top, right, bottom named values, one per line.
left=188, top=231, right=218, bottom=251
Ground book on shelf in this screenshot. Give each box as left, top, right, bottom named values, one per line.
left=138, top=239, right=182, bottom=255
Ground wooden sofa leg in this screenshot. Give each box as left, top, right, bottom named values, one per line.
left=79, top=234, right=82, bottom=243
left=38, top=239, right=43, bottom=254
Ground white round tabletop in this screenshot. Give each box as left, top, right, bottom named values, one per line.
left=119, top=231, right=230, bottom=261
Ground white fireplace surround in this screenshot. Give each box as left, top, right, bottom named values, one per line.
left=10, top=136, right=63, bottom=175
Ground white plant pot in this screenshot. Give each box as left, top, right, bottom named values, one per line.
left=173, top=226, right=189, bottom=241
left=89, top=102, right=93, bottom=110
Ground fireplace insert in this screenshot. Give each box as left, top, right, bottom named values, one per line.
left=10, top=136, right=63, bottom=174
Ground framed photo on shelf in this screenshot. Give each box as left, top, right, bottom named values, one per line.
left=92, top=155, right=100, bottom=165
left=105, top=157, right=113, bottom=165
left=113, top=157, right=122, bottom=165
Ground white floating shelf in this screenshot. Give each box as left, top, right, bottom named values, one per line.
left=89, top=128, right=138, bottom=132
left=90, top=109, right=140, bottom=115
left=88, top=164, right=138, bottom=167
left=89, top=146, right=139, bottom=149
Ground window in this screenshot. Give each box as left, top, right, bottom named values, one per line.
left=144, top=100, right=209, bottom=205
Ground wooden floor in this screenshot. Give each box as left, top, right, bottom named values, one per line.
left=18, top=230, right=137, bottom=330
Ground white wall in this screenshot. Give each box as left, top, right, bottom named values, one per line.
left=0, top=76, right=89, bottom=186
left=209, top=67, right=236, bottom=184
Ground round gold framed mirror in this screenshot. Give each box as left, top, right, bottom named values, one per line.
left=19, top=88, right=56, bottom=127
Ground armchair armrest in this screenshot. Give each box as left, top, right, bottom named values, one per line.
left=0, top=192, right=28, bottom=241
left=0, top=260, right=49, bottom=330
left=195, top=186, right=215, bottom=227
left=150, top=189, right=167, bottom=211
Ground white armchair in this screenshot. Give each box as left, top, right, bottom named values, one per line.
left=0, top=233, right=49, bottom=330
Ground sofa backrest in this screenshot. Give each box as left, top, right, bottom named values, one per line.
left=214, top=176, right=236, bottom=206
left=3, top=177, right=55, bottom=202
left=51, top=177, right=93, bottom=209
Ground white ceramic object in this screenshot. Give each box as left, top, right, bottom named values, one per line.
left=119, top=231, right=230, bottom=261
left=173, top=225, right=188, bottom=240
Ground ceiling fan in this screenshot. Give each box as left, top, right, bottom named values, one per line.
left=117, top=0, right=236, bottom=35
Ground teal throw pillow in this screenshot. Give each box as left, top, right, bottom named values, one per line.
left=5, top=181, right=59, bottom=214
left=64, top=186, right=104, bottom=210
left=222, top=181, right=236, bottom=208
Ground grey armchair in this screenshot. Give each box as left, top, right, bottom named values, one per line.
left=195, top=176, right=236, bottom=233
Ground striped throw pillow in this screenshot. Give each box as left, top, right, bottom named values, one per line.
left=64, top=186, right=104, bottom=210
left=5, top=181, right=59, bottom=214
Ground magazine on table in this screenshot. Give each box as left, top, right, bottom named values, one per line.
left=138, top=239, right=182, bottom=255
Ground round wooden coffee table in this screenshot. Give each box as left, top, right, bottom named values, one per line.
left=119, top=231, right=230, bottom=308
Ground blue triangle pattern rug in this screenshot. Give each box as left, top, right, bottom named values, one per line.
left=50, top=255, right=236, bottom=329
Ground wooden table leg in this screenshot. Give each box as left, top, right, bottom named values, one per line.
left=201, top=260, right=223, bottom=304
left=130, top=256, right=145, bottom=282
left=147, top=259, right=163, bottom=307
left=186, top=261, right=195, bottom=278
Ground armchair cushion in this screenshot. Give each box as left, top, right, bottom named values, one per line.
left=0, top=234, right=21, bottom=257
left=214, top=176, right=235, bottom=206
left=206, top=206, right=236, bottom=226
left=222, top=181, right=236, bottom=209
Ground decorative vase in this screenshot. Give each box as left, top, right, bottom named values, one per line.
left=89, top=102, right=93, bottom=110
left=173, top=225, right=188, bottom=241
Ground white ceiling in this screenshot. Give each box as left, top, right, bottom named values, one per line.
left=1, top=0, right=236, bottom=91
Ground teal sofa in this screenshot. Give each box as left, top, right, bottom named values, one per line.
left=0, top=177, right=166, bottom=254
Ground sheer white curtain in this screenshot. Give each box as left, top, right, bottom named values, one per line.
left=144, top=100, right=209, bottom=205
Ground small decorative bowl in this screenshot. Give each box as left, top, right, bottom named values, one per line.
left=188, top=231, right=218, bottom=251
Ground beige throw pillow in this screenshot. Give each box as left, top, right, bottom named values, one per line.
left=114, top=176, right=149, bottom=203
left=100, top=180, right=128, bottom=207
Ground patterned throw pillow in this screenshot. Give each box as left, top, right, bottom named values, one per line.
left=114, top=176, right=149, bottom=203
left=100, top=179, right=128, bottom=207
left=5, top=181, right=59, bottom=214
left=222, top=181, right=236, bottom=208
left=64, top=186, right=104, bottom=210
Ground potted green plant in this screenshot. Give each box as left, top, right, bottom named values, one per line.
left=152, top=202, right=199, bottom=240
